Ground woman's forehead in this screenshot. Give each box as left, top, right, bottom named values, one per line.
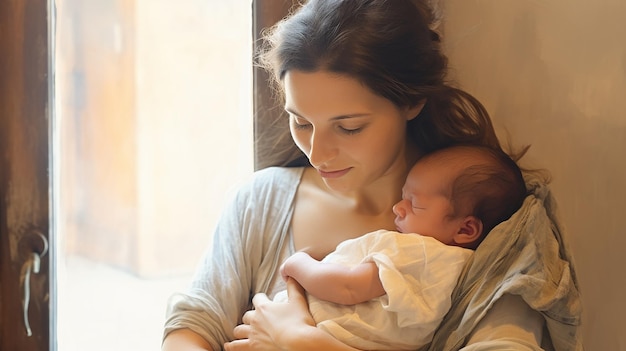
left=284, top=70, right=403, bottom=124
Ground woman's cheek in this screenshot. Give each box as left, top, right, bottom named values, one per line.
left=290, top=128, right=311, bottom=155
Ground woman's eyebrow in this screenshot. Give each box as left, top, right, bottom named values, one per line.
left=284, top=107, right=301, bottom=116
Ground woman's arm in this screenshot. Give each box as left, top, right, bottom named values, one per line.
left=164, top=168, right=303, bottom=350
left=162, top=196, right=251, bottom=350
left=225, top=279, right=361, bottom=351
left=162, top=329, right=213, bottom=351
left=281, top=251, right=385, bottom=305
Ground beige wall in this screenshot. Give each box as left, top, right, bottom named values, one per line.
left=442, top=1, right=626, bottom=349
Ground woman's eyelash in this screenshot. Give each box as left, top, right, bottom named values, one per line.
left=289, top=116, right=365, bottom=135
left=340, top=126, right=363, bottom=135
left=293, top=122, right=312, bottom=130
left=290, top=116, right=311, bottom=130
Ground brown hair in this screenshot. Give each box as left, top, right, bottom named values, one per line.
left=257, top=0, right=503, bottom=167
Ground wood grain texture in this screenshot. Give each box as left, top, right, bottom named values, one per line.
left=0, top=0, right=51, bottom=350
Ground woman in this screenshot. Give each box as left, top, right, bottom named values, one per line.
left=163, top=1, right=580, bottom=350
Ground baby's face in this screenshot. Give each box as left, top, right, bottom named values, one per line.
left=392, top=161, right=463, bottom=245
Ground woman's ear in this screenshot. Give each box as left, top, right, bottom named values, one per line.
left=453, top=216, right=483, bottom=246
left=405, top=100, right=426, bottom=121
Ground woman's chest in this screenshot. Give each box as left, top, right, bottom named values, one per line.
left=290, top=194, right=395, bottom=260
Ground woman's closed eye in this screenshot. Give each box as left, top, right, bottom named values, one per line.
left=290, top=116, right=312, bottom=130
left=338, top=125, right=363, bottom=135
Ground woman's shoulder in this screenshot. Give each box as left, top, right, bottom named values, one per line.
left=246, top=166, right=305, bottom=190
left=233, top=166, right=306, bottom=202
left=220, top=167, right=307, bottom=227
left=252, top=166, right=306, bottom=182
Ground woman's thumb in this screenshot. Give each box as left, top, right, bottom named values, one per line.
left=286, top=277, right=306, bottom=302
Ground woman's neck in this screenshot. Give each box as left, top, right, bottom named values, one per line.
left=304, top=140, right=423, bottom=216
left=347, top=140, right=422, bottom=216
left=405, top=135, right=423, bottom=169
left=330, top=164, right=419, bottom=217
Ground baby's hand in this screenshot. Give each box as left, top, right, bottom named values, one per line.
left=280, top=251, right=311, bottom=282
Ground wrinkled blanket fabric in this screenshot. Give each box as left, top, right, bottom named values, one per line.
left=426, top=175, right=583, bottom=351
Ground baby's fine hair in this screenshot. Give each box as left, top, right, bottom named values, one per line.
left=425, top=145, right=527, bottom=248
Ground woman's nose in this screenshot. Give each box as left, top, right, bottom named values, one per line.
left=308, top=130, right=336, bottom=166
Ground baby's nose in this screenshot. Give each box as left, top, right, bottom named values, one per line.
left=392, top=201, right=406, bottom=218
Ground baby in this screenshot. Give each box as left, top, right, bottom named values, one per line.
left=276, top=145, right=527, bottom=350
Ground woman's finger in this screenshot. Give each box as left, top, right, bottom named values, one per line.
left=232, top=323, right=251, bottom=340
left=241, top=309, right=254, bottom=325
left=226, top=280, right=315, bottom=350
left=285, top=277, right=307, bottom=303
left=251, top=292, right=270, bottom=307
left=224, top=338, right=249, bottom=351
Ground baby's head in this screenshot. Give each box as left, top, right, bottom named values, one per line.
left=393, top=145, right=527, bottom=249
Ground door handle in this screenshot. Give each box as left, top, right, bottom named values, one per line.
left=20, top=230, right=49, bottom=337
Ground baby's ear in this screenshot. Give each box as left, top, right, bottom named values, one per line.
left=453, top=216, right=483, bottom=247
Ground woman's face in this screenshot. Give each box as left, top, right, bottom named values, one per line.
left=283, top=70, right=421, bottom=194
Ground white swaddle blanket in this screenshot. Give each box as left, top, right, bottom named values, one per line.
left=275, top=230, right=472, bottom=350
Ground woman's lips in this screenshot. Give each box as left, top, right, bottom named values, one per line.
left=318, top=167, right=351, bottom=178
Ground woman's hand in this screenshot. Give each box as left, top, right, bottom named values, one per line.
left=224, top=278, right=316, bottom=351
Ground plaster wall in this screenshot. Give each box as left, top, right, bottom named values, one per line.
left=442, top=1, right=626, bottom=349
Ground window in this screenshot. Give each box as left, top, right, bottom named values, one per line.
left=0, top=1, right=295, bottom=350
left=54, top=1, right=252, bottom=350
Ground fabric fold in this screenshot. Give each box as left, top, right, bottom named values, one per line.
left=426, top=174, right=583, bottom=351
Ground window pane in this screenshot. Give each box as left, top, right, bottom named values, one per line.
left=54, top=0, right=252, bottom=349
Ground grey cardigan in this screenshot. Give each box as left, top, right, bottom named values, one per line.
left=164, top=167, right=304, bottom=351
